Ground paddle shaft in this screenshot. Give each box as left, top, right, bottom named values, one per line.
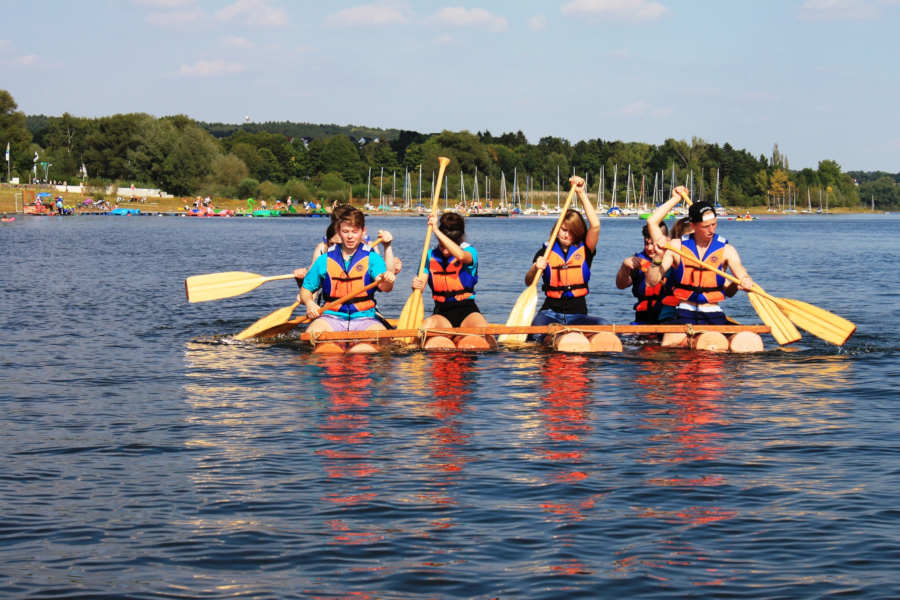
left=295, top=277, right=384, bottom=325
left=533, top=185, right=578, bottom=283
left=415, top=157, right=452, bottom=278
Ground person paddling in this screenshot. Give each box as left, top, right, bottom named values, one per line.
left=294, top=204, right=399, bottom=281
left=616, top=222, right=678, bottom=325
left=299, top=207, right=395, bottom=353
left=646, top=186, right=761, bottom=350
left=410, top=212, right=491, bottom=350
left=524, top=176, right=614, bottom=351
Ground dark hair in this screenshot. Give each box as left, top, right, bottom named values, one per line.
left=438, top=212, right=465, bottom=244
left=642, top=222, right=667, bottom=239
left=325, top=204, right=354, bottom=239
left=689, top=201, right=717, bottom=224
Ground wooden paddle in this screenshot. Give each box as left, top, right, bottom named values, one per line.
left=748, top=289, right=802, bottom=345
left=233, top=237, right=384, bottom=341
left=236, top=277, right=384, bottom=340
left=395, top=156, right=451, bottom=340
left=498, top=183, right=577, bottom=344
left=672, top=188, right=801, bottom=345
left=185, top=271, right=297, bottom=303
left=667, top=243, right=855, bottom=345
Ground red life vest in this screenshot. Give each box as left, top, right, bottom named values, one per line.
left=321, top=245, right=376, bottom=314
left=428, top=248, right=476, bottom=303
left=671, top=234, right=728, bottom=304
left=542, top=241, right=590, bottom=299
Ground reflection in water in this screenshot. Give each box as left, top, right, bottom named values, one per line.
left=315, top=355, right=384, bottom=545
left=637, top=348, right=730, bottom=467
left=537, top=354, right=602, bottom=577
left=418, top=353, right=475, bottom=531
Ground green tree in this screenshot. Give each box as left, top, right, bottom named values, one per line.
left=0, top=90, right=34, bottom=180
left=238, top=177, right=259, bottom=199
left=321, top=135, right=363, bottom=182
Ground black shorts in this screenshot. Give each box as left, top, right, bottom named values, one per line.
left=433, top=299, right=481, bottom=327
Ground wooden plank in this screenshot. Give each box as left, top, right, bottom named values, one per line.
left=298, top=323, right=770, bottom=343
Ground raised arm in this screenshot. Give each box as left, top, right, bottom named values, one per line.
left=572, top=176, right=601, bottom=252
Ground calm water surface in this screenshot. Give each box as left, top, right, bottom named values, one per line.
left=1, top=213, right=899, bottom=599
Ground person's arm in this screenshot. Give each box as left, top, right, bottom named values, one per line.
left=572, top=176, right=601, bottom=252
left=616, top=256, right=641, bottom=289
left=525, top=249, right=545, bottom=286
left=646, top=251, right=673, bottom=287
left=724, top=245, right=753, bottom=291
left=647, top=187, right=685, bottom=249
left=429, top=215, right=473, bottom=265
left=369, top=253, right=395, bottom=293
left=300, top=287, right=320, bottom=319
left=378, top=229, right=396, bottom=272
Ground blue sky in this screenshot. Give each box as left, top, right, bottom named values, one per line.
left=2, top=0, right=898, bottom=171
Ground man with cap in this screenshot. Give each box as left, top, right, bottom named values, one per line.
left=645, top=186, right=755, bottom=348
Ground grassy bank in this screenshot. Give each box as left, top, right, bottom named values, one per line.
left=0, top=185, right=890, bottom=216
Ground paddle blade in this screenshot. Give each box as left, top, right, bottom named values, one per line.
left=498, top=284, right=538, bottom=344
left=395, top=290, right=424, bottom=343
left=234, top=301, right=300, bottom=340
left=185, top=271, right=266, bottom=302
left=776, top=298, right=856, bottom=346
left=185, top=272, right=294, bottom=302
left=748, top=291, right=801, bottom=345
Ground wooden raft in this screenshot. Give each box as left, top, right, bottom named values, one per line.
left=299, top=324, right=769, bottom=343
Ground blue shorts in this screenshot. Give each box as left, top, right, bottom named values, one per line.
left=670, top=307, right=729, bottom=325
left=529, top=309, right=607, bottom=342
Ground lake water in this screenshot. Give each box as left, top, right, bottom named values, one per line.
left=2, top=213, right=899, bottom=599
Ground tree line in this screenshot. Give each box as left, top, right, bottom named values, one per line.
left=3, top=88, right=895, bottom=209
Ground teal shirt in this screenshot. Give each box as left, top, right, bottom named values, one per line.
left=303, top=248, right=386, bottom=319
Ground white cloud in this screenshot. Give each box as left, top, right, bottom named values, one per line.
left=435, top=33, right=455, bottom=44
left=433, top=6, right=508, bottom=31
left=216, top=0, right=287, bottom=26
left=561, top=0, right=669, bottom=21
left=15, top=54, right=39, bottom=66
left=178, top=59, right=245, bottom=77
left=325, top=2, right=413, bottom=26
left=798, top=0, right=880, bottom=20
left=528, top=15, right=547, bottom=31
left=145, top=9, right=204, bottom=26
left=223, top=35, right=255, bottom=48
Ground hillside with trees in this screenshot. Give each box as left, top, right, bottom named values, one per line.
left=5, top=89, right=894, bottom=209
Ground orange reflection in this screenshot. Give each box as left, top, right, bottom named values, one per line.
left=418, top=353, right=474, bottom=513
left=537, top=354, right=605, bottom=526
left=635, top=347, right=729, bottom=467
left=625, top=347, right=738, bottom=583
left=313, top=355, right=382, bottom=548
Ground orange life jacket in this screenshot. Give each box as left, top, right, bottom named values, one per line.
left=632, top=252, right=679, bottom=314
left=322, top=245, right=376, bottom=314
left=428, top=247, right=476, bottom=303
left=671, top=234, right=728, bottom=304
left=542, top=241, right=590, bottom=299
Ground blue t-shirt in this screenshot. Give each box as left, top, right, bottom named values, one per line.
left=303, top=247, right=386, bottom=319
left=423, top=243, right=478, bottom=300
